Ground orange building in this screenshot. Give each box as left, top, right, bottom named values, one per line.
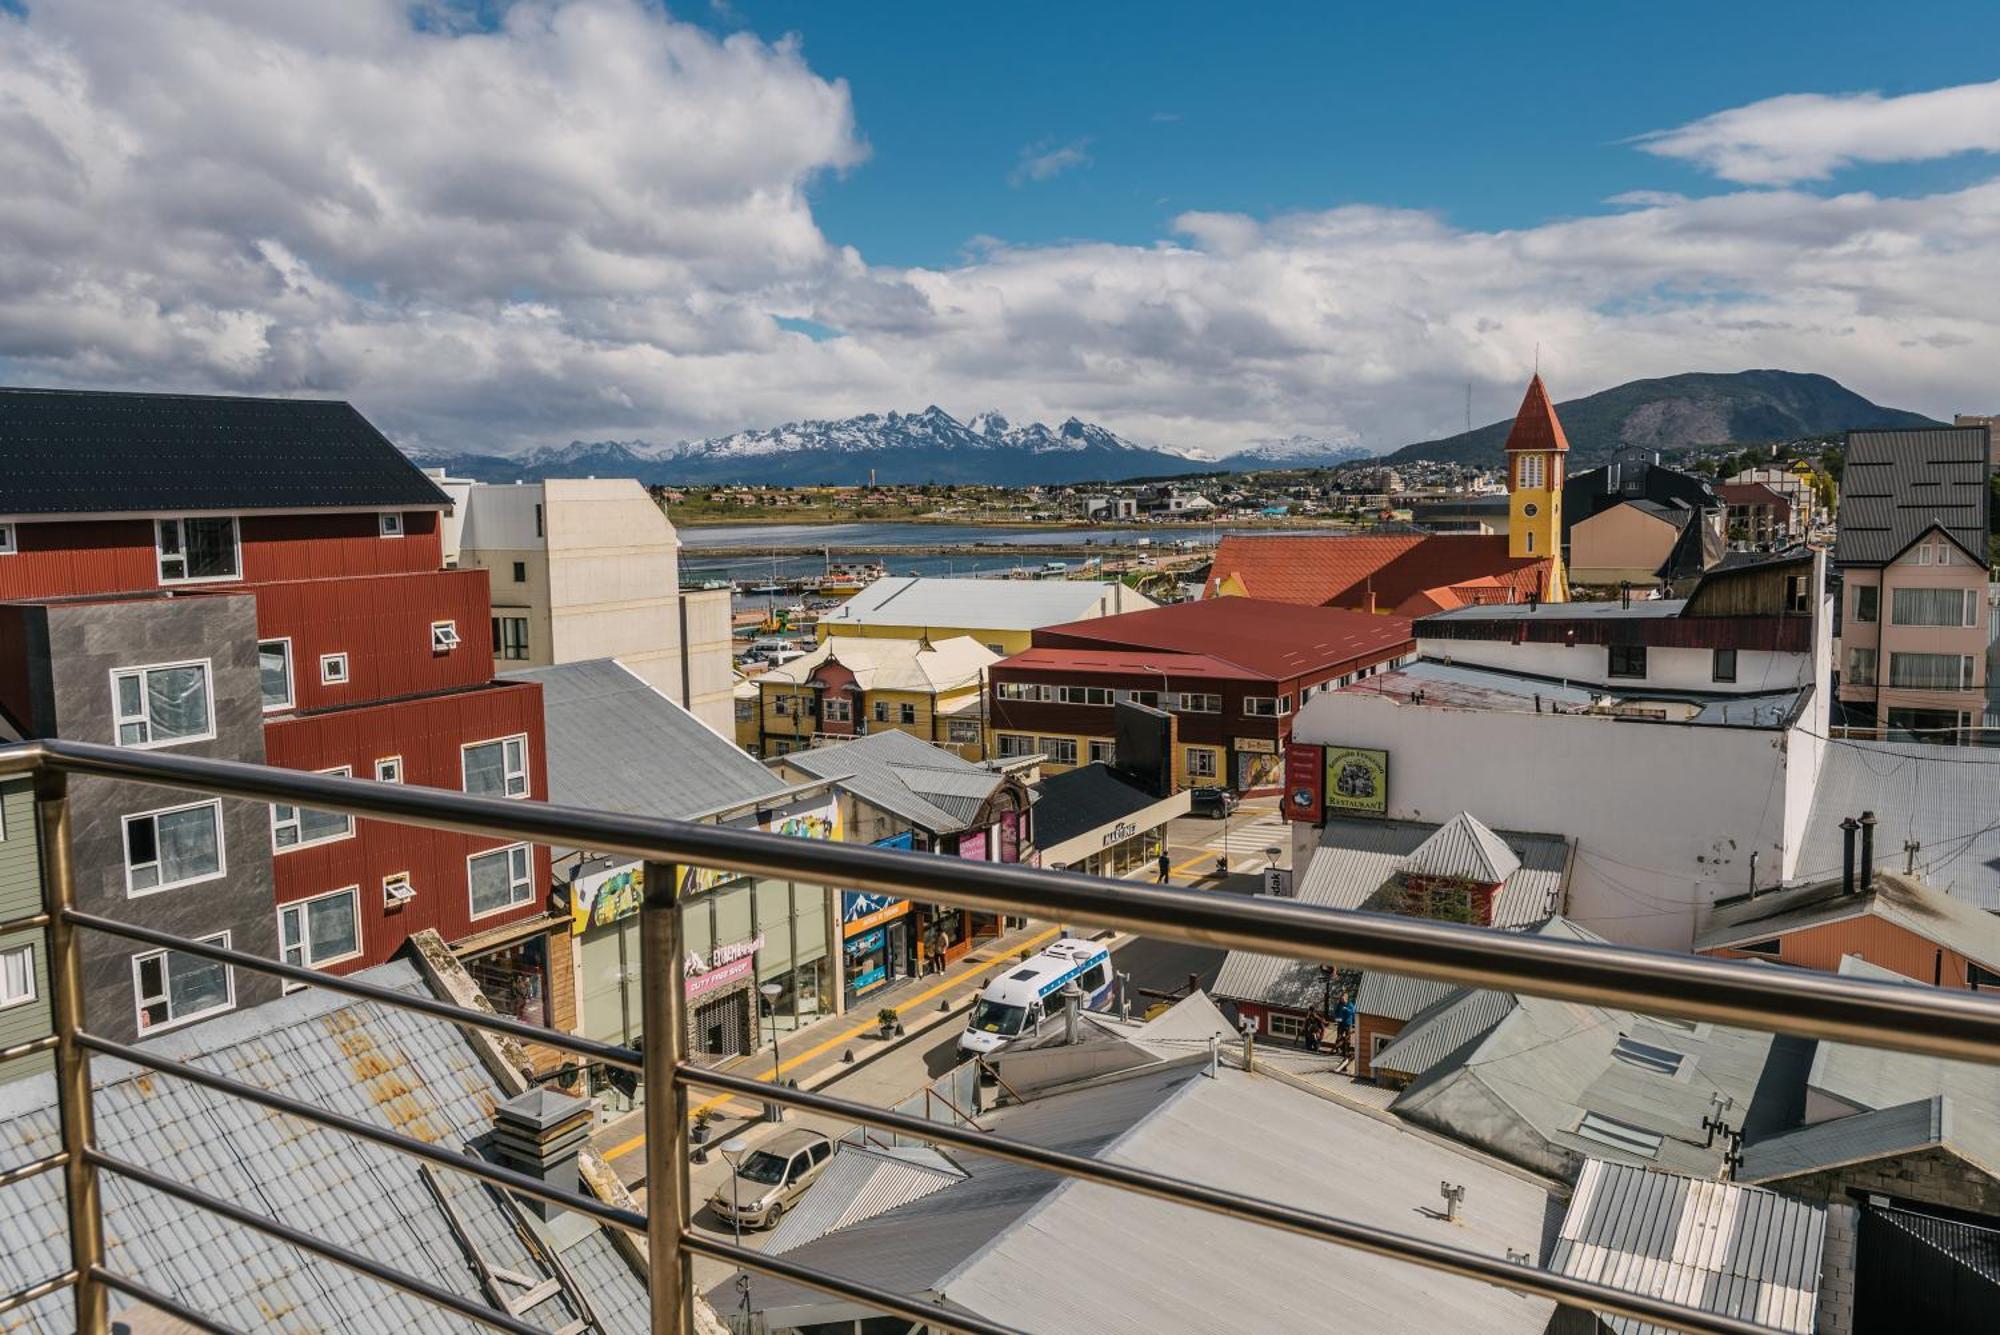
left=1698, top=869, right=2000, bottom=991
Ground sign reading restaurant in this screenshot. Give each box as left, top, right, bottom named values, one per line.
left=1323, top=746, right=1389, bottom=817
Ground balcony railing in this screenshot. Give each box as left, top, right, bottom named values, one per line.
left=4, top=736, right=2000, bottom=1333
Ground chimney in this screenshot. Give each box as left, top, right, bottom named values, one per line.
left=489, top=1087, right=595, bottom=1221
left=1061, top=982, right=1083, bottom=1045
left=1363, top=589, right=1377, bottom=615
left=1859, top=811, right=1878, bottom=892
left=1840, top=817, right=1858, bottom=895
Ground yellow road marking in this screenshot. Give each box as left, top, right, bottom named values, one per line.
left=600, top=924, right=1064, bottom=1161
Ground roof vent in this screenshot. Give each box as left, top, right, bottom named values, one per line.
left=489, top=1087, right=594, bottom=1222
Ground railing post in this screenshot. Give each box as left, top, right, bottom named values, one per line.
left=640, top=860, right=694, bottom=1334
left=35, top=771, right=106, bottom=1333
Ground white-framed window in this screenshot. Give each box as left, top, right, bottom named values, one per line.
left=1516, top=454, right=1545, bottom=490
left=155, top=516, right=240, bottom=584
left=1242, top=696, right=1289, bottom=718
left=1037, top=736, right=1078, bottom=765
left=494, top=615, right=529, bottom=661
left=734, top=698, right=753, bottom=722
left=824, top=697, right=852, bottom=723
left=1265, top=1011, right=1306, bottom=1041
left=872, top=700, right=890, bottom=723
left=0, top=945, right=35, bottom=1008
left=1054, top=685, right=1113, bottom=706
left=1889, top=652, right=1978, bottom=691
left=1186, top=747, right=1218, bottom=779
left=278, top=887, right=362, bottom=989
left=1891, top=587, right=1981, bottom=628
left=272, top=768, right=354, bottom=852
left=320, top=653, right=349, bottom=685
left=996, top=733, right=1035, bottom=758
left=0, top=522, right=14, bottom=556
left=430, top=620, right=461, bottom=653
left=997, top=682, right=1054, bottom=702
left=124, top=800, right=226, bottom=896
left=379, top=512, right=405, bottom=538
left=133, top=932, right=234, bottom=1032
left=946, top=719, right=982, bottom=745
left=258, top=639, right=294, bottom=712
left=1089, top=739, right=1116, bottom=764
left=463, top=735, right=529, bottom=799
left=111, top=660, right=214, bottom=748
left=1175, top=693, right=1222, bottom=714
left=375, top=756, right=403, bottom=784
left=468, top=843, right=535, bottom=919
left=383, top=871, right=415, bottom=907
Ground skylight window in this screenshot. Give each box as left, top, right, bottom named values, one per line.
left=1575, top=1111, right=1663, bottom=1159
left=1612, top=1035, right=1686, bottom=1077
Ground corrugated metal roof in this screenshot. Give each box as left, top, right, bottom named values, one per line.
left=1550, top=1158, right=1825, bottom=1335
left=816, top=577, right=1150, bottom=632
left=1404, top=811, right=1522, bottom=884
left=1353, top=971, right=1460, bottom=1023
left=503, top=658, right=783, bottom=825
left=764, top=1146, right=965, bottom=1256
left=1792, top=737, right=2000, bottom=911
left=0, top=960, right=647, bottom=1334
left=1698, top=869, right=2000, bottom=969
left=781, top=730, right=1004, bottom=833
left=1739, top=1097, right=1951, bottom=1184
left=758, top=634, right=998, bottom=694
left=1833, top=426, right=1989, bottom=566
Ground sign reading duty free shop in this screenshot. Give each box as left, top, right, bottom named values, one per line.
left=1323, top=746, right=1389, bottom=816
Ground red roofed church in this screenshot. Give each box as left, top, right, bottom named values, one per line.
left=1205, top=375, right=1571, bottom=613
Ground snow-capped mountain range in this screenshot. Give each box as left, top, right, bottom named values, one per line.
left=1230, top=434, right=1375, bottom=467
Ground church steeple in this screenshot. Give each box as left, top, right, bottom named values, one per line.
left=1502, top=373, right=1568, bottom=600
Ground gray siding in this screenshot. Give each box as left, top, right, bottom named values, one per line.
left=0, top=778, right=53, bottom=1083
left=22, top=596, right=283, bottom=1043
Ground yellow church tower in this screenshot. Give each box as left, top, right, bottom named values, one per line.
left=1503, top=373, right=1569, bottom=601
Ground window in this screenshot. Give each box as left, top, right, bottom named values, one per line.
left=272, top=768, right=354, bottom=851
left=996, top=734, right=1035, bottom=758
left=533, top=503, right=543, bottom=538
left=1089, top=739, right=1115, bottom=764
left=1970, top=962, right=2000, bottom=991
left=278, top=888, right=362, bottom=984
left=1888, top=652, right=1976, bottom=690
left=1242, top=696, right=1291, bottom=717
left=873, top=701, right=890, bottom=723
left=494, top=615, right=529, bottom=661
left=1526, top=530, right=1535, bottom=554
left=1847, top=647, right=1877, bottom=686
left=1114, top=689, right=1160, bottom=709
left=1607, top=644, right=1648, bottom=679
left=1039, top=737, right=1078, bottom=765
left=1853, top=584, right=1878, bottom=623
left=1733, top=938, right=1781, bottom=956
left=1611, top=1035, right=1686, bottom=1077
left=899, top=703, right=917, bottom=725
left=258, top=640, right=294, bottom=711
left=1574, top=1111, right=1663, bottom=1159
left=1186, top=747, right=1218, bottom=779
left=1265, top=1011, right=1306, bottom=1041
left=1891, top=587, right=1980, bottom=628
left=133, top=932, right=234, bottom=1032
left=1055, top=686, right=1113, bottom=706
left=155, top=517, right=240, bottom=584
left=1175, top=693, right=1222, bottom=714
left=823, top=698, right=852, bottom=723
left=734, top=699, right=753, bottom=722
left=378, top=512, right=404, bottom=538
left=1516, top=454, right=1545, bottom=490
left=512, top=561, right=527, bottom=583
left=946, top=719, right=982, bottom=745
left=469, top=843, right=535, bottom=918
left=463, top=735, right=530, bottom=799
left=375, top=756, right=403, bottom=784
left=985, top=643, right=1005, bottom=655
left=111, top=661, right=214, bottom=748
left=430, top=620, right=461, bottom=653
left=124, top=800, right=225, bottom=895
left=0, top=945, right=34, bottom=1008
left=320, top=653, right=349, bottom=685
left=383, top=871, right=415, bottom=907
left=1712, top=648, right=1737, bottom=684
left=0, top=522, right=13, bottom=555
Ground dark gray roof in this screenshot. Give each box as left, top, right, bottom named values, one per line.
left=0, top=387, right=449, bottom=515
left=781, top=729, right=1002, bottom=833
left=1550, top=1159, right=1824, bottom=1335
left=1791, top=737, right=2000, bottom=912
left=503, top=658, right=783, bottom=822
left=1699, top=869, right=2000, bottom=968
left=1740, top=1097, right=1966, bottom=1185
left=1832, top=426, right=1990, bottom=566
left=0, top=961, right=646, bottom=1333
left=1031, top=763, right=1167, bottom=849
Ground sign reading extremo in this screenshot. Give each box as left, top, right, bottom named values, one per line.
left=1322, top=746, right=1389, bottom=817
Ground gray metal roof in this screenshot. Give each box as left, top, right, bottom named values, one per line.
left=1371, top=985, right=1517, bottom=1075
left=815, top=577, right=1148, bottom=632
left=729, top=1062, right=1558, bottom=1334
left=0, top=960, right=647, bottom=1334
left=780, top=729, right=1002, bottom=833
left=1404, top=811, right=1522, bottom=884
left=1739, top=1097, right=1961, bottom=1185
left=764, top=1145, right=966, bottom=1257
left=1550, top=1158, right=1824, bottom=1335
left=1353, top=971, right=1461, bottom=1024
left=1791, top=736, right=2000, bottom=911
left=503, top=658, right=783, bottom=823
left=1833, top=426, right=1990, bottom=566
left=1698, top=869, right=2000, bottom=968
left=1422, top=599, right=1687, bottom=623
left=1353, top=659, right=1808, bottom=729
left=1213, top=816, right=1566, bottom=1011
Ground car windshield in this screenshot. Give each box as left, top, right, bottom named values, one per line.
left=970, top=998, right=1029, bottom=1036
left=737, top=1150, right=790, bottom=1185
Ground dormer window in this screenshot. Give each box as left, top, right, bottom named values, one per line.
left=379, top=512, right=405, bottom=538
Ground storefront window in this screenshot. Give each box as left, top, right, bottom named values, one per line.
left=464, top=935, right=549, bottom=1027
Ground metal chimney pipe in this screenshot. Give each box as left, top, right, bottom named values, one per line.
left=1061, top=982, right=1082, bottom=1046
left=1860, top=811, right=1878, bottom=892
left=1840, top=817, right=1859, bottom=896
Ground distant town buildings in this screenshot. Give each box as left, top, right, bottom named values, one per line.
left=813, top=575, right=1153, bottom=657
left=749, top=634, right=998, bottom=759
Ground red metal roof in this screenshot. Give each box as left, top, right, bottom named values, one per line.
left=1503, top=373, right=1570, bottom=453
left=1716, top=482, right=1791, bottom=512
left=1032, top=597, right=1413, bottom=681
left=994, top=646, right=1265, bottom=681
left=1204, top=533, right=1552, bottom=613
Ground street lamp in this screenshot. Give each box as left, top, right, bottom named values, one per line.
left=759, top=981, right=786, bottom=1123
left=718, top=1136, right=752, bottom=1323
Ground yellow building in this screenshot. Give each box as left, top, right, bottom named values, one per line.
left=813, top=576, right=1155, bottom=658
left=1504, top=373, right=1570, bottom=601
left=750, top=634, right=998, bottom=759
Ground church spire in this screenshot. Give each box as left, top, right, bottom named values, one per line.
left=1504, top=373, right=1570, bottom=454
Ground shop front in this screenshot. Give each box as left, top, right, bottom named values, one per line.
left=843, top=830, right=916, bottom=1002
left=1232, top=735, right=1284, bottom=793
left=1033, top=765, right=1193, bottom=881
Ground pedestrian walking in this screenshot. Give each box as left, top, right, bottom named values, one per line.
left=1304, top=1011, right=1326, bottom=1053
left=1333, top=993, right=1356, bottom=1058
left=1157, top=849, right=1172, bottom=883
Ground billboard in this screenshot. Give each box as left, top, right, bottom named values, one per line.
left=1282, top=743, right=1324, bottom=821
left=1323, top=746, right=1389, bottom=816
left=1113, top=700, right=1173, bottom=798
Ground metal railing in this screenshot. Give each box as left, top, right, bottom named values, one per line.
left=3, top=736, right=2000, bottom=1333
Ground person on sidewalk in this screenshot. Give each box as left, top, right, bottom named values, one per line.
left=1156, top=850, right=1172, bottom=884
left=1333, top=994, right=1357, bottom=1059
left=1304, top=1011, right=1326, bottom=1053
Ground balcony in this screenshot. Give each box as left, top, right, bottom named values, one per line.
left=1, top=737, right=1998, bottom=1332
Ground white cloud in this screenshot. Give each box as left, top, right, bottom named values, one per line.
left=0, top=3, right=1996, bottom=458
left=1637, top=78, right=2000, bottom=185
left=1009, top=138, right=1093, bottom=186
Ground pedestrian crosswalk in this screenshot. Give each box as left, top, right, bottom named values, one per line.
left=1203, top=813, right=1289, bottom=869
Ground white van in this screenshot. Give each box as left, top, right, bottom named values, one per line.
left=957, top=938, right=1113, bottom=1057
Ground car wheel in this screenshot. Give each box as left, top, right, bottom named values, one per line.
left=764, top=1203, right=784, bottom=1229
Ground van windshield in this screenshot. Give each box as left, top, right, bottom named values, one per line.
left=970, top=998, right=1029, bottom=1036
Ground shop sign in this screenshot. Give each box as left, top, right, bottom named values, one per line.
left=958, top=829, right=989, bottom=861
left=843, top=892, right=911, bottom=937
left=685, top=934, right=765, bottom=977
left=1324, top=746, right=1390, bottom=816
left=685, top=954, right=754, bottom=1001
left=1100, top=820, right=1138, bottom=848
left=1282, top=743, right=1324, bottom=822
left=677, top=795, right=843, bottom=898
left=569, top=863, right=642, bottom=936
left=1233, top=736, right=1279, bottom=754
